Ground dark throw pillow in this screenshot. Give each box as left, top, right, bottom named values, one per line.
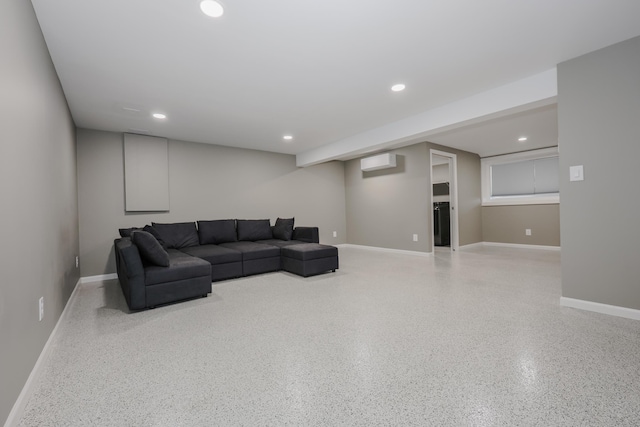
left=119, top=227, right=142, bottom=238
left=237, top=219, right=273, bottom=241
left=197, top=219, right=237, bottom=245
left=151, top=222, right=199, bottom=249
left=143, top=225, right=167, bottom=248
left=131, top=230, right=170, bottom=267
left=273, top=217, right=294, bottom=241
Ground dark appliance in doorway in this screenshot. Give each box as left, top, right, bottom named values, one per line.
left=433, top=202, right=450, bottom=246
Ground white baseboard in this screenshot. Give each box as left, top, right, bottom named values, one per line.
left=79, top=273, right=118, bottom=284
left=340, top=242, right=559, bottom=254
left=4, top=278, right=82, bottom=427
left=482, top=242, right=561, bottom=251
left=339, top=244, right=431, bottom=257
left=459, top=242, right=485, bottom=250
left=560, top=297, right=640, bottom=321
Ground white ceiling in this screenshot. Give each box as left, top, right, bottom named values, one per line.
left=31, top=0, right=640, bottom=161
left=428, top=104, right=558, bottom=158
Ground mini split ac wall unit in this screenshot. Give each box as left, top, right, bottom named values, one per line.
left=360, top=153, right=397, bottom=172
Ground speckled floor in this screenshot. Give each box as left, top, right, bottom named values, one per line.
left=17, top=246, right=640, bottom=426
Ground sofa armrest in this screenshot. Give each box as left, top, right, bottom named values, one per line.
left=292, top=227, right=319, bottom=243
left=114, top=237, right=147, bottom=310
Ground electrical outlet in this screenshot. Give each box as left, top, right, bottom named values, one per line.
left=333, top=231, right=337, bottom=238
left=75, top=256, right=79, bottom=268
left=39, top=297, right=44, bottom=321
left=525, top=229, right=532, bottom=236
left=413, top=234, right=418, bottom=242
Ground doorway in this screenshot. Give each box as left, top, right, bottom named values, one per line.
left=430, top=149, right=459, bottom=252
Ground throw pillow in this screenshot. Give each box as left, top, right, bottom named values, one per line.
left=197, top=219, right=237, bottom=245
left=237, top=219, right=273, bottom=241
left=131, top=230, right=170, bottom=267
left=151, top=222, right=200, bottom=249
left=143, top=225, right=167, bottom=248
left=119, top=227, right=142, bottom=238
left=273, top=217, right=294, bottom=241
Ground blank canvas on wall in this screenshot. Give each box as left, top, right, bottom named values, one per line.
left=124, top=133, right=170, bottom=211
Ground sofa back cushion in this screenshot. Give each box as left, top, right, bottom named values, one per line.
left=131, top=230, right=170, bottom=267
left=151, top=222, right=199, bottom=249
left=237, top=219, right=273, bottom=241
left=197, top=219, right=237, bottom=245
left=272, top=217, right=294, bottom=241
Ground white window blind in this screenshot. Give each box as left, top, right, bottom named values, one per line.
left=491, top=156, right=559, bottom=197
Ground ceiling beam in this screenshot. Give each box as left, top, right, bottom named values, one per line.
left=296, top=68, right=558, bottom=167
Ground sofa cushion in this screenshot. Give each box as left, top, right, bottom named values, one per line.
left=219, top=241, right=280, bottom=261
left=131, top=230, right=170, bottom=267
left=256, top=239, right=306, bottom=248
left=144, top=250, right=211, bottom=286
left=272, top=217, right=294, bottom=241
left=197, top=219, right=237, bottom=245
left=180, top=244, right=242, bottom=265
left=291, top=226, right=319, bottom=244
left=151, top=222, right=199, bottom=249
left=237, top=219, right=273, bottom=241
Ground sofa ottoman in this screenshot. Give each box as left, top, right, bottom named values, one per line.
left=281, top=243, right=339, bottom=277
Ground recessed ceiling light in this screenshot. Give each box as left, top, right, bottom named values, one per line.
left=200, top=0, right=224, bottom=18
left=391, top=84, right=406, bottom=92
left=518, top=136, right=528, bottom=142
left=283, top=135, right=293, bottom=141
left=152, top=113, right=167, bottom=119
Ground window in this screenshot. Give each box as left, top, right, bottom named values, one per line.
left=481, top=147, right=559, bottom=206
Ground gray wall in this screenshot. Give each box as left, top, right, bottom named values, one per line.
left=482, top=205, right=560, bottom=246
left=77, top=129, right=347, bottom=277
left=0, top=1, right=79, bottom=424
left=558, top=36, right=640, bottom=309
left=344, top=142, right=482, bottom=251
left=452, top=144, right=483, bottom=246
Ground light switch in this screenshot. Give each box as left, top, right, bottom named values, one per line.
left=569, top=165, right=584, bottom=182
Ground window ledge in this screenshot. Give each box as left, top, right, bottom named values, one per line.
left=482, top=194, right=559, bottom=206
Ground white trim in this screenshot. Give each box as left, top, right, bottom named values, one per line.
left=481, top=147, right=559, bottom=206
left=430, top=149, right=460, bottom=253
left=482, top=146, right=559, bottom=163
left=4, top=279, right=82, bottom=427
left=458, top=242, right=485, bottom=250
left=482, top=197, right=560, bottom=207
left=560, top=297, right=640, bottom=321
left=339, top=244, right=431, bottom=257
left=482, top=241, right=561, bottom=251
left=80, top=273, right=118, bottom=284
left=341, top=242, right=560, bottom=253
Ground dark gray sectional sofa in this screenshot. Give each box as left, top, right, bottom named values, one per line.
left=114, top=218, right=337, bottom=311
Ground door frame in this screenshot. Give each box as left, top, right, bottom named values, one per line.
left=430, top=149, right=460, bottom=252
